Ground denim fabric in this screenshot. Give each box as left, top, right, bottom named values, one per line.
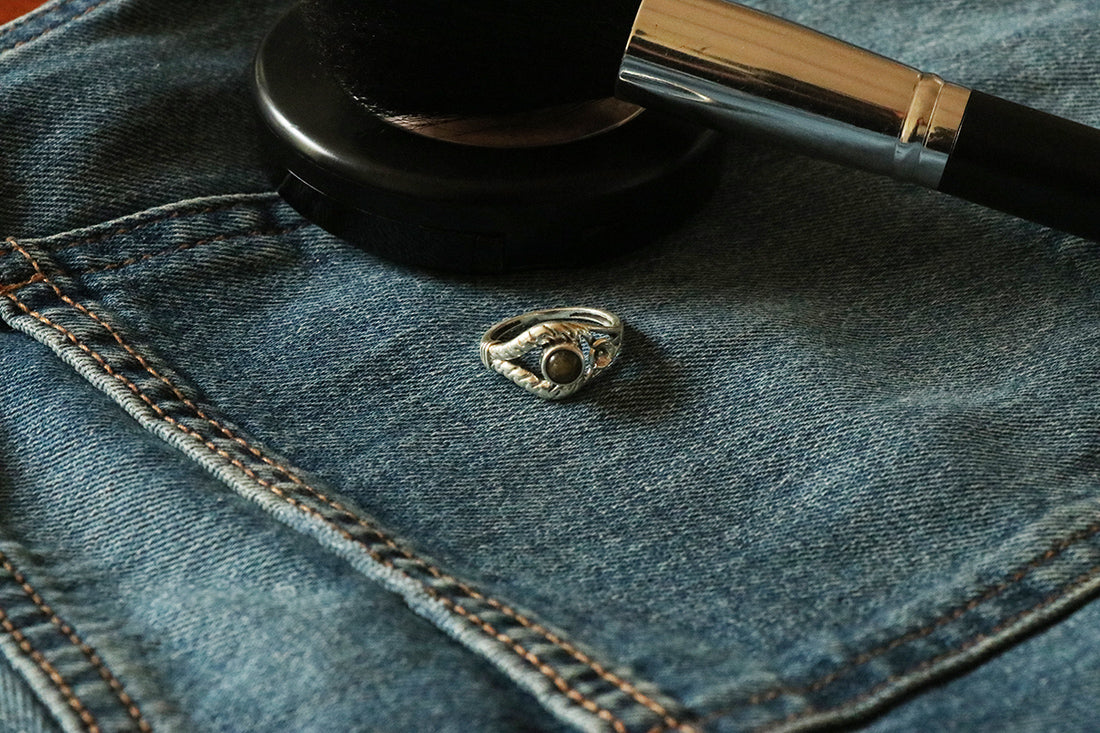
left=0, top=0, right=276, bottom=237
left=866, top=596, right=1100, bottom=731
left=0, top=310, right=573, bottom=733
left=2, top=1, right=1100, bottom=732
left=0, top=651, right=61, bottom=733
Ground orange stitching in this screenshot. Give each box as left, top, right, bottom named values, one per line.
left=722, top=520, right=1100, bottom=717
left=646, top=521, right=1100, bottom=732
left=753, top=561, right=1100, bottom=732
left=0, top=273, right=44, bottom=294
left=9, top=292, right=632, bottom=732
left=2, top=289, right=645, bottom=733
left=442, top=598, right=629, bottom=733
left=643, top=534, right=1100, bottom=731
left=0, top=0, right=113, bottom=55
left=4, top=239, right=685, bottom=729
left=0, top=553, right=151, bottom=731
left=0, top=606, right=100, bottom=732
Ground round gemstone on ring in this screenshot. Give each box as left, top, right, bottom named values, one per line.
left=480, top=307, right=622, bottom=400
left=542, top=344, right=584, bottom=385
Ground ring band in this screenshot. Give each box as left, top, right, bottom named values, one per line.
left=480, top=308, right=623, bottom=400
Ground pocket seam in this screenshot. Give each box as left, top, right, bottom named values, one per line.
left=73, top=223, right=310, bottom=276
left=758, top=562, right=1100, bottom=731
left=2, top=239, right=692, bottom=733
left=0, top=549, right=151, bottom=733
left=0, top=193, right=284, bottom=259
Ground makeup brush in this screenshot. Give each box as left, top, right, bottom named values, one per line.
left=300, top=0, right=1100, bottom=241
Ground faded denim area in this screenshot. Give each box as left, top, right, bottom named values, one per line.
left=2, top=0, right=1100, bottom=732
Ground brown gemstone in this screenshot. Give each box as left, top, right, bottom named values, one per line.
left=543, top=346, right=583, bottom=385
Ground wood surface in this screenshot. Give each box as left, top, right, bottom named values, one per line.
left=1, top=1, right=51, bottom=26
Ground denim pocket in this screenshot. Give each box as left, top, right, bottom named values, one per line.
left=0, top=194, right=696, bottom=732
left=6, top=189, right=1100, bottom=732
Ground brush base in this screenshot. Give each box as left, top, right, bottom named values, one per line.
left=252, top=6, right=723, bottom=274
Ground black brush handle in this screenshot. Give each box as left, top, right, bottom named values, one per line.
left=939, top=91, right=1100, bottom=239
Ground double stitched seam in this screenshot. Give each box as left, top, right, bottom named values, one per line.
left=2, top=241, right=687, bottom=733
left=0, top=608, right=99, bottom=732
left=658, top=522, right=1100, bottom=732
left=753, top=561, right=1100, bottom=732
left=0, top=0, right=113, bottom=56
left=0, top=273, right=44, bottom=294
left=73, top=223, right=310, bottom=276
left=0, top=552, right=151, bottom=732
left=0, top=195, right=286, bottom=276
left=36, top=195, right=283, bottom=256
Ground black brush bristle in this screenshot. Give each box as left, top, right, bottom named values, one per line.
left=301, top=0, right=642, bottom=116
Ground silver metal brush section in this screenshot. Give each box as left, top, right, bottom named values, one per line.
left=618, top=0, right=971, bottom=187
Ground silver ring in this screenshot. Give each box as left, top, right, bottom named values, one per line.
left=480, top=308, right=623, bottom=400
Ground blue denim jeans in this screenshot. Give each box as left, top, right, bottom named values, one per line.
left=2, top=1, right=1100, bottom=731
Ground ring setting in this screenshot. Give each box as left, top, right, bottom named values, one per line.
left=479, top=308, right=623, bottom=400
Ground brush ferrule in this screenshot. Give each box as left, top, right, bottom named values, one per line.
left=618, top=0, right=971, bottom=188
